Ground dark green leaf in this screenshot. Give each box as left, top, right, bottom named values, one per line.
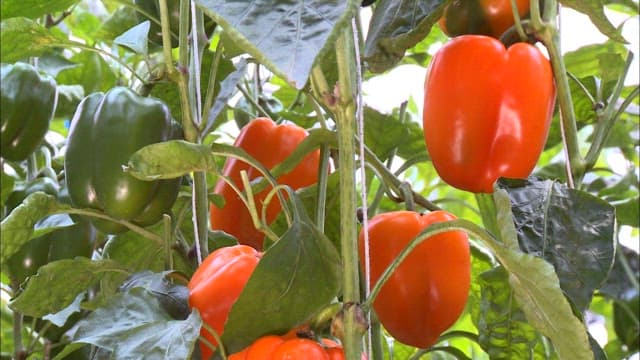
left=119, top=271, right=191, bottom=320
left=1, top=171, right=15, bottom=209
left=615, top=196, right=639, bottom=227
left=499, top=178, right=616, bottom=311
left=126, top=140, right=218, bottom=180
left=560, top=0, right=627, bottom=43
left=0, top=18, right=71, bottom=63
left=221, top=192, right=342, bottom=352
left=55, top=84, right=85, bottom=119
left=600, top=245, right=639, bottom=301
left=114, top=20, right=150, bottom=55
left=195, top=0, right=359, bottom=89
left=0, top=192, right=59, bottom=265
left=67, top=288, right=201, bottom=360
left=477, top=267, right=545, bottom=359
left=9, top=258, right=126, bottom=317
left=363, top=0, right=448, bottom=73
left=0, top=0, right=79, bottom=20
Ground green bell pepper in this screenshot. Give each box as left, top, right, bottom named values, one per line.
left=1, top=62, right=58, bottom=161
left=65, top=87, right=182, bottom=234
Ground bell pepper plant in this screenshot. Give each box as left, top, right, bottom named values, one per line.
left=439, top=0, right=530, bottom=39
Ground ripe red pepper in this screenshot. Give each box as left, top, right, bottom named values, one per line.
left=210, top=117, right=321, bottom=249
left=439, top=0, right=530, bottom=39
left=359, top=210, right=470, bottom=348
left=188, top=245, right=262, bottom=359
left=423, top=35, right=555, bottom=193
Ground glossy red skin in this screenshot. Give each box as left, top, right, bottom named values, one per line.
left=358, top=211, right=471, bottom=348
left=188, top=245, right=262, bottom=360
left=210, top=117, right=320, bottom=249
left=271, top=339, right=329, bottom=360
left=423, top=35, right=556, bottom=193
left=439, top=0, right=530, bottom=38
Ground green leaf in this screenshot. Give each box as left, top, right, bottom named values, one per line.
left=114, top=20, right=150, bottom=55
left=55, top=84, right=85, bottom=120
left=204, top=58, right=247, bottom=133
left=560, top=0, right=627, bottom=43
left=221, top=192, right=342, bottom=353
left=1, top=171, right=15, bottom=209
left=0, top=0, right=80, bottom=20
left=38, top=51, right=80, bottom=77
left=195, top=0, right=359, bottom=89
left=126, top=140, right=218, bottom=180
left=32, top=213, right=75, bottom=239
left=600, top=245, right=639, bottom=301
left=0, top=17, right=71, bottom=63
left=42, top=293, right=84, bottom=327
left=56, top=50, right=117, bottom=94
left=9, top=258, right=126, bottom=317
left=481, top=190, right=594, bottom=360
left=95, top=5, right=140, bottom=42
left=363, top=0, right=448, bottom=73
left=0, top=192, right=59, bottom=266
left=66, top=287, right=201, bottom=360
left=363, top=106, right=428, bottom=162
left=477, top=267, right=546, bottom=359
left=500, top=178, right=616, bottom=311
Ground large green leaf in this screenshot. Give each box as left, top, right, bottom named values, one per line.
left=221, top=192, right=342, bottom=353
left=363, top=106, right=427, bottom=162
left=560, top=0, right=627, bottom=43
left=61, top=287, right=201, bottom=360
left=0, top=192, right=59, bottom=266
left=363, top=0, right=448, bottom=73
left=9, top=258, right=127, bottom=317
left=500, top=178, right=616, bottom=311
left=0, top=18, right=72, bottom=63
left=195, top=0, right=359, bottom=89
left=0, top=0, right=80, bottom=20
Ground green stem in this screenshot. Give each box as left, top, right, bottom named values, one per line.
left=13, top=298, right=24, bottom=360
left=236, top=84, right=272, bottom=118
left=584, top=54, right=637, bottom=169
left=531, top=0, right=584, bottom=187
left=335, top=26, right=363, bottom=360
left=163, top=214, right=173, bottom=270
left=192, top=171, right=209, bottom=262
left=509, top=0, right=527, bottom=41
left=202, top=40, right=224, bottom=125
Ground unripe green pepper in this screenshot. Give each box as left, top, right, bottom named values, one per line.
left=65, top=87, right=182, bottom=234
left=1, top=62, right=58, bottom=161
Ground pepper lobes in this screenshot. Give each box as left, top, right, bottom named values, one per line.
left=65, top=87, right=182, bottom=234
left=1, top=62, right=58, bottom=161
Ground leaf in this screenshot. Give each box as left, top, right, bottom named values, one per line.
left=95, top=5, right=140, bottom=42
left=221, top=192, right=342, bottom=352
left=126, top=140, right=218, bottom=180
left=560, top=0, right=627, bottom=43
left=38, top=51, right=80, bottom=77
left=363, top=0, right=448, bottom=73
left=0, top=17, right=71, bottom=63
left=66, top=287, right=201, bottom=360
left=32, top=213, right=75, bottom=239
left=114, top=20, right=150, bottom=56
left=0, top=0, right=80, bottom=20
left=0, top=192, right=59, bottom=266
left=481, top=190, right=594, bottom=360
left=42, top=293, right=84, bottom=327
left=499, top=178, right=616, bottom=311
left=600, top=245, right=639, bottom=301
left=55, top=84, right=85, bottom=119
left=195, top=0, right=359, bottom=89
left=203, top=58, right=247, bottom=133
left=1, top=171, right=15, bottom=208
left=56, top=50, right=117, bottom=94
left=477, top=267, right=546, bottom=359
left=9, top=258, right=127, bottom=318
left=363, top=106, right=428, bottom=162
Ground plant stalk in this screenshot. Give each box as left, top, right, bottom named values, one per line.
left=530, top=0, right=584, bottom=187
left=335, top=27, right=363, bottom=360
